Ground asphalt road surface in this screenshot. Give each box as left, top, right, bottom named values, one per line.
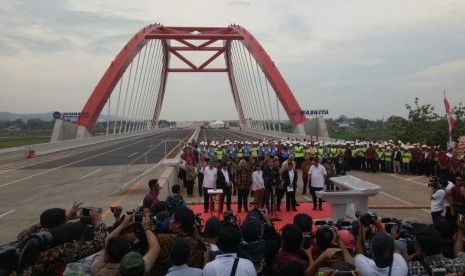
left=0, top=128, right=433, bottom=244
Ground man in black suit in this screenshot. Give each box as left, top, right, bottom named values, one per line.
left=282, top=162, right=298, bottom=211
left=216, top=162, right=234, bottom=212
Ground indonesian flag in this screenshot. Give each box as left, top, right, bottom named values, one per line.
left=444, top=94, right=456, bottom=145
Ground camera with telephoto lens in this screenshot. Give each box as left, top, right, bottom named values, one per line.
left=428, top=177, right=440, bottom=189
left=222, top=210, right=239, bottom=228
left=356, top=211, right=378, bottom=226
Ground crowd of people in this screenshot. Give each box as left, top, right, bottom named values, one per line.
left=3, top=137, right=465, bottom=275
left=6, top=172, right=465, bottom=276
left=179, top=138, right=465, bottom=215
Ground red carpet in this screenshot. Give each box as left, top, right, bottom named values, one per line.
left=188, top=202, right=333, bottom=231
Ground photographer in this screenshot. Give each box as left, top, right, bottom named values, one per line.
left=354, top=216, right=408, bottom=275
left=238, top=209, right=280, bottom=275
left=151, top=207, right=204, bottom=276
left=17, top=202, right=83, bottom=242
left=91, top=213, right=160, bottom=275
left=20, top=207, right=107, bottom=275
left=429, top=177, right=446, bottom=223
left=272, top=224, right=311, bottom=276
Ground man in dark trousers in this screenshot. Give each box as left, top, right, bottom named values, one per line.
left=282, top=162, right=298, bottom=211
left=216, top=162, right=234, bottom=213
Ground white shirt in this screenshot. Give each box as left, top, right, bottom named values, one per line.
left=354, top=253, right=408, bottom=276
left=431, top=189, right=446, bottom=212
left=202, top=166, right=218, bottom=188
left=308, top=164, right=327, bottom=188
left=203, top=253, right=256, bottom=276
left=252, top=170, right=264, bottom=191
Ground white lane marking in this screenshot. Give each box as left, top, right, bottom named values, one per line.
left=128, top=152, right=138, bottom=158
left=148, top=145, right=154, bottom=148
left=0, top=209, right=15, bottom=218
left=379, top=191, right=430, bottom=214
left=80, top=169, right=103, bottom=179
left=385, top=173, right=427, bottom=187
left=406, top=175, right=425, bottom=181
left=0, top=169, right=14, bottom=175
left=0, top=138, right=149, bottom=189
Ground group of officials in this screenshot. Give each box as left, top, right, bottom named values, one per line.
left=179, top=138, right=343, bottom=214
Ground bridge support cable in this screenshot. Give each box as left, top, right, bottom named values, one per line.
left=147, top=41, right=164, bottom=129
left=138, top=40, right=161, bottom=131
left=132, top=40, right=154, bottom=132
left=247, top=50, right=269, bottom=131
left=254, top=61, right=272, bottom=131
left=133, top=40, right=156, bottom=132
left=125, top=46, right=146, bottom=132
left=119, top=61, right=135, bottom=133
left=231, top=41, right=255, bottom=129
left=238, top=42, right=262, bottom=130
left=229, top=41, right=249, bottom=128
left=112, top=70, right=125, bottom=134
left=264, top=77, right=276, bottom=132
left=225, top=41, right=246, bottom=126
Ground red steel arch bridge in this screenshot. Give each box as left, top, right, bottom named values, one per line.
left=69, top=23, right=320, bottom=139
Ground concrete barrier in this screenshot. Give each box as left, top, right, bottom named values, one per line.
left=0, top=128, right=171, bottom=163
left=0, top=147, right=27, bottom=163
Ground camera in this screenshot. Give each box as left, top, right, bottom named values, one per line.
left=428, top=177, right=440, bottom=189
left=222, top=210, right=239, bottom=228
left=356, top=211, right=377, bottom=226
left=302, top=233, right=312, bottom=249
left=81, top=207, right=93, bottom=217
left=134, top=212, right=144, bottom=224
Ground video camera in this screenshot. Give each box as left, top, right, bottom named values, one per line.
left=428, top=177, right=441, bottom=189
left=0, top=222, right=90, bottom=275
left=222, top=210, right=239, bottom=228
left=355, top=211, right=378, bottom=227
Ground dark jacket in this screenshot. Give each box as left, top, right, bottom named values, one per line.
left=216, top=168, right=234, bottom=190
left=282, top=169, right=298, bottom=189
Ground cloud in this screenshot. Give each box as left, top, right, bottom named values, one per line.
left=229, top=1, right=251, bottom=6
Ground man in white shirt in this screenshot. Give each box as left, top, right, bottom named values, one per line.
left=308, top=157, right=327, bottom=211
left=203, top=226, right=256, bottom=276
left=354, top=233, right=408, bottom=276
left=201, top=160, right=218, bottom=213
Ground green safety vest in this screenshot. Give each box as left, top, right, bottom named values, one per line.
left=237, top=148, right=243, bottom=157
left=376, top=149, right=384, bottom=160
left=317, top=148, right=324, bottom=157
left=216, top=149, right=223, bottom=160
left=294, top=146, right=304, bottom=158
left=357, top=148, right=366, bottom=157
left=384, top=151, right=392, bottom=161
left=251, top=147, right=258, bottom=157
left=329, top=148, right=338, bottom=158
left=402, top=151, right=411, bottom=163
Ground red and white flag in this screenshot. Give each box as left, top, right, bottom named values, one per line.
left=444, top=94, right=456, bottom=145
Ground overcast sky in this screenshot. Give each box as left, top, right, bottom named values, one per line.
left=1, top=0, right=464, bottom=122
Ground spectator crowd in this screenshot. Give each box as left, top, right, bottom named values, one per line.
left=3, top=136, right=465, bottom=276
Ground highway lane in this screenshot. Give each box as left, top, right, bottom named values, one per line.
left=0, top=129, right=193, bottom=243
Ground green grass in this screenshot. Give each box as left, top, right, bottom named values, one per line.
left=0, top=135, right=51, bottom=149
left=328, top=128, right=395, bottom=141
